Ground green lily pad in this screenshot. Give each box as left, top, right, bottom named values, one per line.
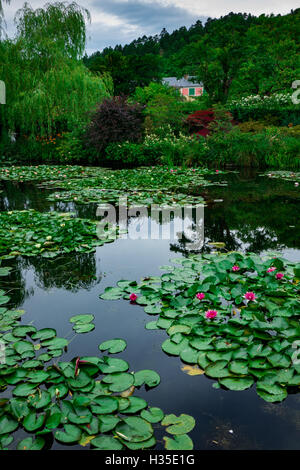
left=134, top=370, right=161, bottom=388
left=163, top=434, right=194, bottom=450
left=161, top=414, right=195, bottom=435
left=98, top=339, right=127, bottom=354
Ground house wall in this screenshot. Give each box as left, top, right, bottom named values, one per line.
left=180, top=86, right=204, bottom=100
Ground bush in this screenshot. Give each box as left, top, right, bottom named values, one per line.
left=186, top=109, right=215, bottom=136
left=227, top=94, right=300, bottom=125
left=186, top=106, right=234, bottom=137
left=144, top=94, right=187, bottom=135
left=238, top=121, right=300, bottom=138
left=201, top=128, right=300, bottom=168
left=85, top=96, right=145, bottom=155
left=103, top=131, right=199, bottom=168
left=104, top=142, right=158, bottom=167
left=0, top=134, right=59, bottom=164
left=54, top=130, right=96, bottom=164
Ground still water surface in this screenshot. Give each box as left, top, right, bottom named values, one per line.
left=1, top=171, right=300, bottom=449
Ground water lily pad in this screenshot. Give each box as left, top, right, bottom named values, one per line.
left=161, top=413, right=195, bottom=435
left=17, top=436, right=45, bottom=451
left=91, top=435, right=123, bottom=450
left=102, top=372, right=134, bottom=392
left=134, top=370, right=160, bottom=388
left=219, top=376, right=254, bottom=390
left=141, top=407, right=164, bottom=423
left=0, top=415, right=18, bottom=435
left=69, top=314, right=94, bottom=324
left=98, top=339, right=127, bottom=354
left=55, top=424, right=82, bottom=443
left=115, top=416, right=153, bottom=443
left=163, top=434, right=194, bottom=450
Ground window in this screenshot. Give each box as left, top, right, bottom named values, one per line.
left=189, top=88, right=195, bottom=96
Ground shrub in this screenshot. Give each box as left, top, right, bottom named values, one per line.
left=54, top=130, right=96, bottom=164
left=104, top=131, right=199, bottom=168
left=104, top=142, right=157, bottom=167
left=85, top=96, right=145, bottom=154
left=227, top=93, right=300, bottom=125
left=144, top=94, right=187, bottom=135
left=186, top=106, right=234, bottom=137
left=201, top=128, right=300, bottom=169
left=186, top=109, right=215, bottom=136
left=0, top=134, right=59, bottom=164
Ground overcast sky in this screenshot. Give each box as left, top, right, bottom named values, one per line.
left=2, top=0, right=299, bottom=54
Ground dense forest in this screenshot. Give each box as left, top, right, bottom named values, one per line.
left=83, top=10, right=300, bottom=101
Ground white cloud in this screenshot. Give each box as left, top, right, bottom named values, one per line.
left=3, top=0, right=299, bottom=52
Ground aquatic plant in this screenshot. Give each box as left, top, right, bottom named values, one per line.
left=0, top=210, right=117, bottom=258
left=0, top=264, right=195, bottom=450
left=100, top=252, right=300, bottom=403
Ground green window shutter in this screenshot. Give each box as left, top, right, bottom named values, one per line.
left=189, top=88, right=195, bottom=96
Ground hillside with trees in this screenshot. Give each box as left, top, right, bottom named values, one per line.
left=83, top=10, right=300, bottom=101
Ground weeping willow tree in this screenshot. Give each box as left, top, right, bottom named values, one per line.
left=0, top=2, right=112, bottom=137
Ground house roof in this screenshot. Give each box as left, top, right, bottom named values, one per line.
left=162, top=76, right=203, bottom=88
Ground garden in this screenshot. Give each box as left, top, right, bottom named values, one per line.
left=0, top=1, right=299, bottom=452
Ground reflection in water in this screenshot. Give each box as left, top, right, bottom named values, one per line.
left=4, top=252, right=101, bottom=309
left=0, top=171, right=300, bottom=450
left=261, top=397, right=300, bottom=432
left=202, top=414, right=260, bottom=450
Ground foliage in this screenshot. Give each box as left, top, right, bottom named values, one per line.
left=85, top=96, right=144, bottom=155
left=261, top=171, right=300, bottom=183
left=133, top=82, right=181, bottom=105
left=54, top=130, right=94, bottom=164
left=0, top=267, right=195, bottom=450
left=104, top=131, right=201, bottom=167
left=0, top=165, right=100, bottom=181
left=84, top=10, right=300, bottom=103
left=100, top=252, right=300, bottom=403
left=227, top=94, right=300, bottom=126
left=0, top=3, right=111, bottom=139
left=104, top=141, right=158, bottom=168
left=0, top=209, right=117, bottom=258
left=15, top=1, right=91, bottom=61
left=238, top=122, right=300, bottom=137
left=200, top=128, right=300, bottom=169
left=186, top=109, right=215, bottom=137
left=143, top=94, right=188, bottom=135
left=84, top=50, right=163, bottom=95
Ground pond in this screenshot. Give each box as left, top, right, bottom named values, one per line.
left=0, top=168, right=299, bottom=450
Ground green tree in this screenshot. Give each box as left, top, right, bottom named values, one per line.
left=0, top=2, right=111, bottom=137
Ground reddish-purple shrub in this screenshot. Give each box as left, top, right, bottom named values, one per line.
left=186, top=109, right=215, bottom=136
left=186, top=108, right=235, bottom=138
left=85, top=96, right=144, bottom=153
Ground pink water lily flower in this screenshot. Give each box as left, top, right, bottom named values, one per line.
left=232, top=265, right=240, bottom=272
left=196, top=292, right=205, bottom=300
left=244, top=292, right=256, bottom=301
left=276, top=273, right=284, bottom=280
left=267, top=267, right=276, bottom=273
left=129, top=293, right=138, bottom=302
left=205, top=310, right=218, bottom=319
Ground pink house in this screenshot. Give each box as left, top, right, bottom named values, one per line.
left=163, top=75, right=204, bottom=100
